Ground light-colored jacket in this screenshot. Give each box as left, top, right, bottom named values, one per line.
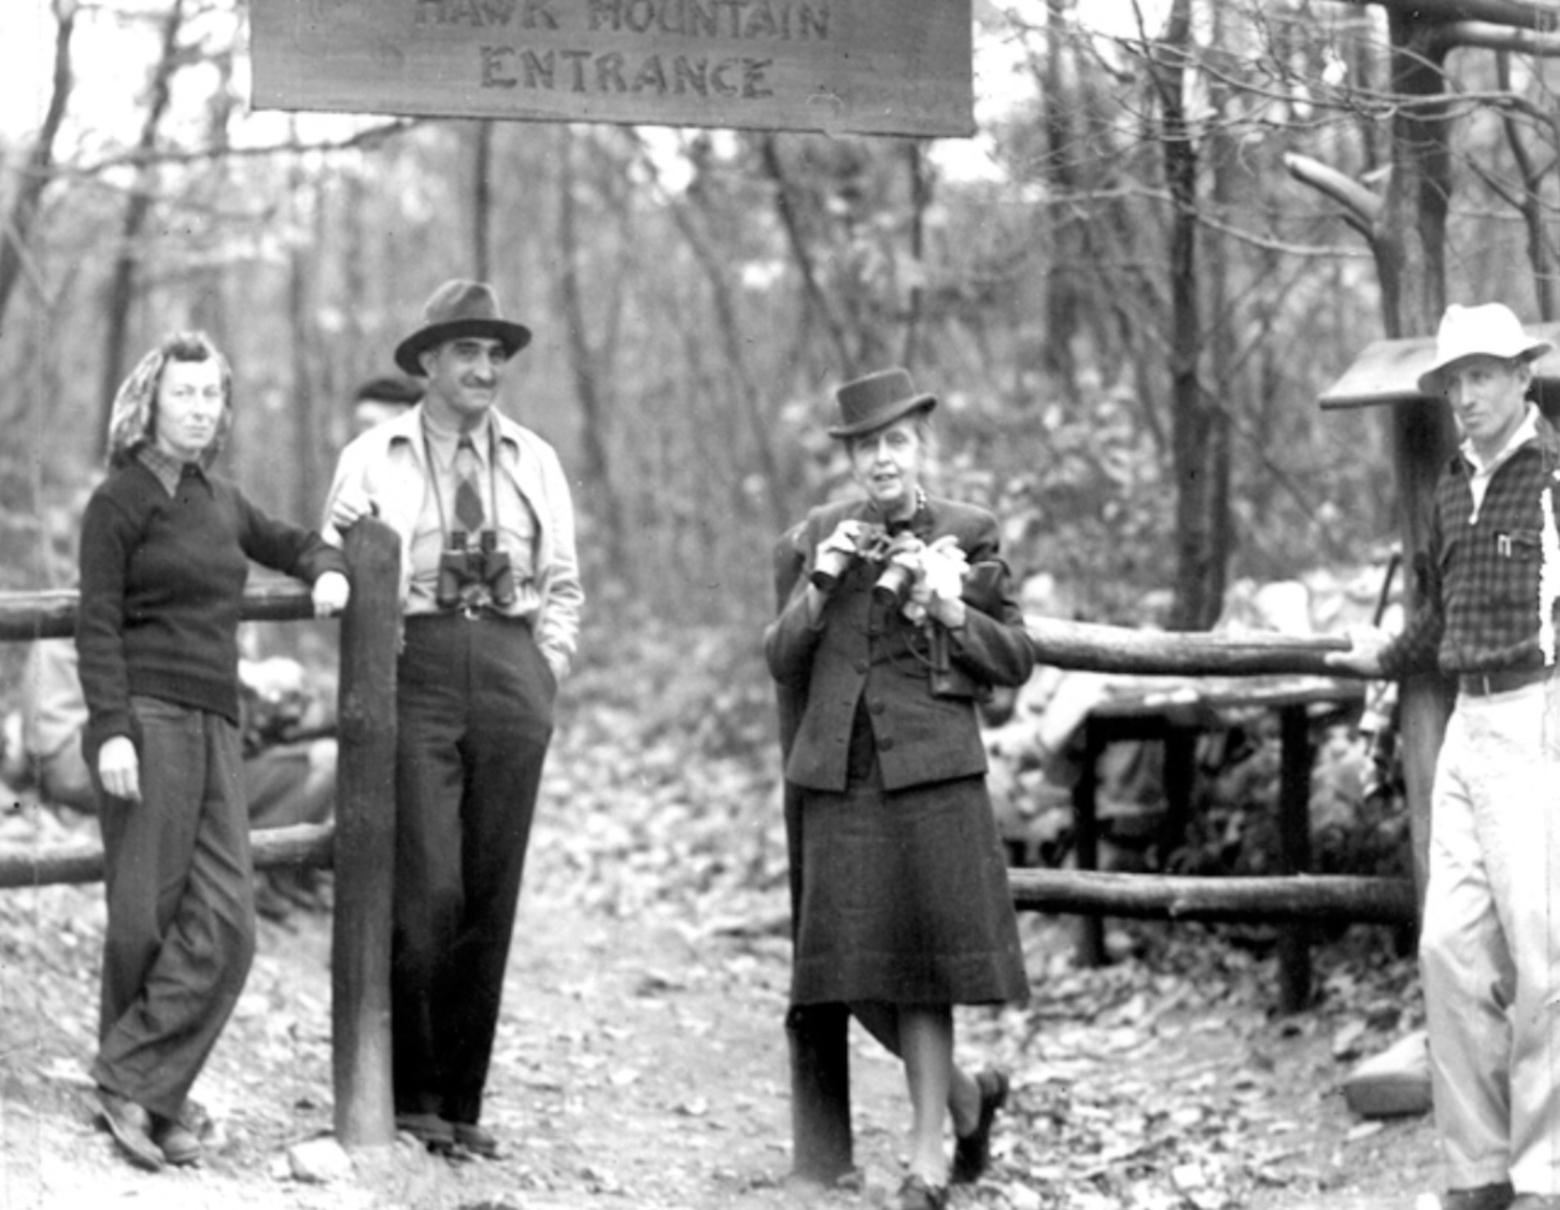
left=322, top=403, right=583, bottom=679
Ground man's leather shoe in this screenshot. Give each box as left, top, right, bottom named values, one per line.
left=452, top=1121, right=500, bottom=1158
left=1509, top=1197, right=1560, bottom=1209
left=951, top=1067, right=1009, bottom=1184
left=395, top=1112, right=455, bottom=1151
left=1443, top=1185, right=1516, bottom=1210
left=151, top=1115, right=203, bottom=1166
left=96, top=1088, right=165, bottom=1172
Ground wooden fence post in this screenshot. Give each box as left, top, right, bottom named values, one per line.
left=771, top=528, right=855, bottom=1184
left=1276, top=704, right=1314, bottom=1012
left=332, top=518, right=400, bottom=1147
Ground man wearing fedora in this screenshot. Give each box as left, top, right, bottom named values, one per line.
left=324, top=280, right=582, bottom=1158
left=1330, top=303, right=1560, bottom=1210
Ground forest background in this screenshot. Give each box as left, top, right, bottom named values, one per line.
left=6, top=5, right=1560, bottom=1205
left=3, top=0, right=1560, bottom=841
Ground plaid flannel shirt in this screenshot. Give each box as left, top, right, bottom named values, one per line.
left=1380, top=416, right=1560, bottom=679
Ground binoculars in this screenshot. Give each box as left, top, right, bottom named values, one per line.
left=872, top=558, right=918, bottom=609
left=811, top=521, right=890, bottom=592
left=436, top=530, right=517, bottom=611
left=810, top=522, right=928, bottom=606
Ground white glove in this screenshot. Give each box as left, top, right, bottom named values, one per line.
left=919, top=536, right=968, bottom=606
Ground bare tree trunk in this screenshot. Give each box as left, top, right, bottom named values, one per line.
left=1491, top=53, right=1556, bottom=320
left=1155, top=0, right=1225, bottom=631
left=899, top=140, right=929, bottom=370
left=1200, top=2, right=1235, bottom=614
left=556, top=129, right=628, bottom=575
left=288, top=155, right=324, bottom=520
left=634, top=139, right=793, bottom=533
left=1380, top=11, right=1459, bottom=917
left=95, top=0, right=187, bottom=460
left=759, top=136, right=856, bottom=374
left=1286, top=2, right=1464, bottom=924
left=1039, top=0, right=1079, bottom=391
left=0, top=0, right=76, bottom=341
left=473, top=120, right=494, bottom=281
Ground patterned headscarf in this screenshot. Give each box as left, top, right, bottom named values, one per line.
left=105, top=331, right=233, bottom=468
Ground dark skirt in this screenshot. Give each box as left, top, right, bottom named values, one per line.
left=790, top=772, right=1029, bottom=1008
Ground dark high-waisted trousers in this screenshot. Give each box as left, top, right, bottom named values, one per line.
left=93, top=694, right=254, bottom=1120
left=392, top=612, right=555, bottom=1125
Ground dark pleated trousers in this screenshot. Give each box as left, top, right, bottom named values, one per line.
left=391, top=613, right=555, bottom=1125
left=93, top=694, right=254, bottom=1120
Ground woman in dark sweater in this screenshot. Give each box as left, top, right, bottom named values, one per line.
left=765, top=369, right=1035, bottom=1210
left=76, top=331, right=349, bottom=1172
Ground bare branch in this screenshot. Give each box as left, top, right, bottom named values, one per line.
left=1436, top=19, right=1560, bottom=53
left=1331, top=0, right=1560, bottom=30
left=1282, top=153, right=1383, bottom=240
left=66, top=120, right=422, bottom=178
left=0, top=0, right=76, bottom=324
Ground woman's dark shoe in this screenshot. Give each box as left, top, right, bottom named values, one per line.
left=898, top=1173, right=949, bottom=1210
left=151, top=1115, right=203, bottom=1166
left=1441, top=1186, right=1515, bottom=1210
left=96, top=1088, right=165, bottom=1172
left=951, top=1067, right=1009, bottom=1184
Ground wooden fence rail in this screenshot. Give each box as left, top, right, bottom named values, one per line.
left=0, top=822, right=334, bottom=890
left=0, top=605, right=1396, bottom=925
left=1024, top=615, right=1350, bottom=676
left=2, top=581, right=1405, bottom=1169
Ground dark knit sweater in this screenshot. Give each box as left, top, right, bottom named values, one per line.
left=76, top=460, right=347, bottom=761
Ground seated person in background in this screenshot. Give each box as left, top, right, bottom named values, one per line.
left=19, top=639, right=98, bottom=813
left=238, top=655, right=338, bottom=919
left=12, top=638, right=336, bottom=922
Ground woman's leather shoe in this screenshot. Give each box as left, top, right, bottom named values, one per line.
left=97, top=1088, right=165, bottom=1172
left=951, top=1067, right=1009, bottom=1184
left=898, top=1173, right=949, bottom=1210
left=152, top=1115, right=203, bottom=1166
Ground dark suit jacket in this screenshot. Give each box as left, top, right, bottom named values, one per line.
left=764, top=494, right=1035, bottom=794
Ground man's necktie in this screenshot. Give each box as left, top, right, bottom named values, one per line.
left=454, top=437, right=485, bottom=533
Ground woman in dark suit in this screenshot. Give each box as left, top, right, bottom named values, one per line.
left=765, top=369, right=1035, bottom=1210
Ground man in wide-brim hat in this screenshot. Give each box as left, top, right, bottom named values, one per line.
left=1331, top=302, right=1560, bottom=1210
left=323, top=279, right=582, bottom=1161
left=392, top=279, right=532, bottom=377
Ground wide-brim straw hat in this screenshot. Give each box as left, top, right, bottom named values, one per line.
left=1417, top=303, right=1551, bottom=395
left=827, top=367, right=937, bottom=439
left=394, top=280, right=532, bottom=376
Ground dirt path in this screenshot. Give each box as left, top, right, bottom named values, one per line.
left=2, top=794, right=1442, bottom=1210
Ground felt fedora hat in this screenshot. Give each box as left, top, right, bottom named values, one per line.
left=394, top=280, right=532, bottom=376
left=828, top=367, right=937, bottom=439
left=1417, top=303, right=1551, bottom=395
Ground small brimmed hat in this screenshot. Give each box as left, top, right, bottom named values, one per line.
left=1417, top=303, right=1551, bottom=395
left=828, top=367, right=936, bottom=439
left=394, top=280, right=532, bottom=376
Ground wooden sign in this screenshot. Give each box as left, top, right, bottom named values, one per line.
left=250, top=0, right=974, bottom=138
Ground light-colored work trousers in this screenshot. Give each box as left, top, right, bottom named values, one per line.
left=1420, top=680, right=1560, bottom=1195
